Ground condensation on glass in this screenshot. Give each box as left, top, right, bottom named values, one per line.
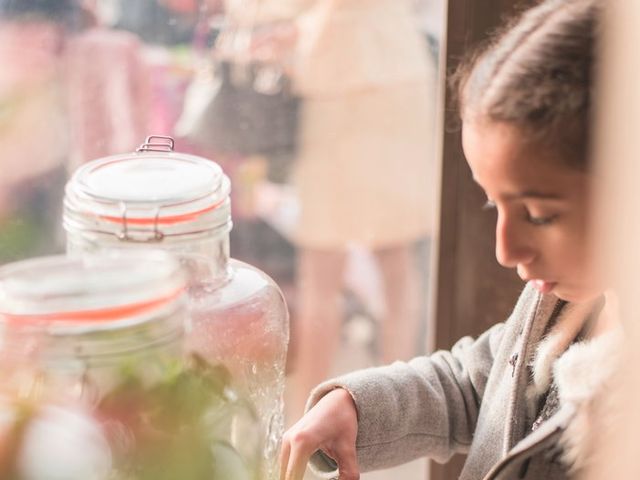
left=63, top=136, right=290, bottom=480
left=0, top=251, right=260, bottom=479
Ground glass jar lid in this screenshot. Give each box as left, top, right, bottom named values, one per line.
left=0, top=251, right=186, bottom=343
left=64, top=136, right=231, bottom=242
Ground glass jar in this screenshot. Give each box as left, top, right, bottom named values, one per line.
left=63, top=136, right=289, bottom=480
left=0, top=251, right=260, bottom=480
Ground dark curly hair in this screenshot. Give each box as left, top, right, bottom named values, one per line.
left=456, top=0, right=602, bottom=170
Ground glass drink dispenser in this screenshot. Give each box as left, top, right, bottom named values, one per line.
left=63, top=136, right=289, bottom=479
left=0, top=251, right=260, bottom=479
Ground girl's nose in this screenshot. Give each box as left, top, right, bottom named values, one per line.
left=495, top=214, right=535, bottom=268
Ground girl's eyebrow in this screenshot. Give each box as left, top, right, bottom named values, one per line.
left=503, top=190, right=564, bottom=200
left=471, top=176, right=565, bottom=201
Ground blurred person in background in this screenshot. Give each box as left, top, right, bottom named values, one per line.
left=65, top=0, right=150, bottom=170
left=0, top=0, right=84, bottom=261
left=580, top=0, right=640, bottom=478
left=286, top=0, right=438, bottom=421
left=0, top=0, right=151, bottom=261
left=170, top=0, right=438, bottom=427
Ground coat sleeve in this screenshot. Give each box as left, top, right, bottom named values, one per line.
left=306, top=320, right=508, bottom=476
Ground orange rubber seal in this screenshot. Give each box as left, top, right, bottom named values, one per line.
left=97, top=199, right=225, bottom=226
left=0, top=287, right=185, bottom=325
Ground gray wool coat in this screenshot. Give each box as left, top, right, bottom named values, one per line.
left=307, top=284, right=582, bottom=480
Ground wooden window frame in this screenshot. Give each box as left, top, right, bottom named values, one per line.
left=428, top=1, right=536, bottom=479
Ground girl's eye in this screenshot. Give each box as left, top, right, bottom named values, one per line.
left=526, top=212, right=558, bottom=226
left=482, top=200, right=558, bottom=225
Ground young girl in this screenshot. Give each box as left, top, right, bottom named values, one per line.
left=279, top=0, right=622, bottom=479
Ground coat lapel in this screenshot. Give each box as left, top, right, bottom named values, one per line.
left=503, top=291, right=562, bottom=452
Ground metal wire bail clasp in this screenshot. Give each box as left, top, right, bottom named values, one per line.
left=136, top=135, right=175, bottom=153
left=117, top=202, right=165, bottom=243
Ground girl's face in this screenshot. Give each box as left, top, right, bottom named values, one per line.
left=462, top=121, right=602, bottom=303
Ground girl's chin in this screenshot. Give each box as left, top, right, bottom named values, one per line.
left=552, top=286, right=604, bottom=303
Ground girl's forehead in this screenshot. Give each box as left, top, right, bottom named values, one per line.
left=462, top=121, right=587, bottom=198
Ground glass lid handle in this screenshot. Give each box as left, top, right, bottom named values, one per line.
left=136, top=135, right=175, bottom=153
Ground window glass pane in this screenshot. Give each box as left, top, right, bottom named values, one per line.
left=0, top=1, right=445, bottom=478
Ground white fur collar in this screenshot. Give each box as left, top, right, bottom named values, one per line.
left=529, top=299, right=604, bottom=396
left=554, top=330, right=622, bottom=406
left=554, top=328, right=622, bottom=471
left=528, top=297, right=622, bottom=471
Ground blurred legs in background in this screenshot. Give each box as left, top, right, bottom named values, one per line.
left=287, top=243, right=425, bottom=422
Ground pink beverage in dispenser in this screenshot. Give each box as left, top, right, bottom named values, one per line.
left=63, top=136, right=289, bottom=480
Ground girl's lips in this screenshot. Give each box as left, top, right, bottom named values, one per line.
left=531, top=280, right=557, bottom=294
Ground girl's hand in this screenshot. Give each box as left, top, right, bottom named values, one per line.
left=280, top=388, right=360, bottom=480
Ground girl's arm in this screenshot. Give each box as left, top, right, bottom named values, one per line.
left=315, top=322, right=506, bottom=469
left=280, top=319, right=510, bottom=480
left=281, top=280, right=540, bottom=480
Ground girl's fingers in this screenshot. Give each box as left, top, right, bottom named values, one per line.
left=279, top=438, right=291, bottom=480
left=282, top=440, right=360, bottom=480
left=281, top=389, right=359, bottom=479
left=283, top=441, right=314, bottom=480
